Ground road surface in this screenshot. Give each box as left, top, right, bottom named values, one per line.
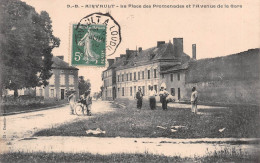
left=0, top=100, right=115, bottom=141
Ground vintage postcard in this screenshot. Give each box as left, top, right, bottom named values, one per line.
left=0, top=0, right=259, bottom=162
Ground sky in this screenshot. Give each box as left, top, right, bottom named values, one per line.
left=22, top=0, right=260, bottom=93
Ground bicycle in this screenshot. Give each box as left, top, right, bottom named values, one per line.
left=74, top=102, right=91, bottom=116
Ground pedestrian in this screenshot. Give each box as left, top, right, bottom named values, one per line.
left=136, top=87, right=143, bottom=109
left=148, top=86, right=156, bottom=110
left=85, top=89, right=92, bottom=116
left=159, top=87, right=169, bottom=110
left=191, top=87, right=198, bottom=114
left=68, top=91, right=76, bottom=115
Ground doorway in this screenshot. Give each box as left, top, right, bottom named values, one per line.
left=61, top=89, right=65, bottom=100
left=178, top=88, right=180, bottom=100
left=113, top=87, right=116, bottom=100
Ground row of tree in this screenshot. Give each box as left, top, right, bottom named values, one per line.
left=0, top=0, right=60, bottom=97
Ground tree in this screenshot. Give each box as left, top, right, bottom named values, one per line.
left=0, top=0, right=60, bottom=97
left=78, top=76, right=91, bottom=95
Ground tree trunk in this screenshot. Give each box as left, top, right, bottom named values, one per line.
left=14, top=88, right=18, bottom=98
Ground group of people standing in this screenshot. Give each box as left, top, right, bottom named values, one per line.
left=135, top=85, right=198, bottom=114
left=135, top=85, right=170, bottom=110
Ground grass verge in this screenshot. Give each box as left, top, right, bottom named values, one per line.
left=1, top=99, right=68, bottom=115
left=34, top=99, right=260, bottom=138
left=0, top=149, right=259, bottom=163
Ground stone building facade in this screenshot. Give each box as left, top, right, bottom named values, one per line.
left=36, top=56, right=79, bottom=100
left=102, top=59, right=116, bottom=100
left=102, top=36, right=259, bottom=105
left=102, top=38, right=191, bottom=100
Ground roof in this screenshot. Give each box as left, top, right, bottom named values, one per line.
left=160, top=61, right=191, bottom=74
left=185, top=48, right=260, bottom=83
left=113, top=42, right=190, bottom=71
left=51, top=56, right=78, bottom=70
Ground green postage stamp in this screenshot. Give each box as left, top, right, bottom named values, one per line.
left=72, top=24, right=106, bottom=66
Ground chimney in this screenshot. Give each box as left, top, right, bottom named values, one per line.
left=126, top=49, right=131, bottom=59
left=57, top=56, right=64, bottom=60
left=120, top=54, right=126, bottom=58
left=157, top=41, right=165, bottom=48
left=192, top=44, right=196, bottom=59
left=173, top=38, right=183, bottom=61
left=107, top=59, right=114, bottom=67
left=138, top=47, right=142, bottom=52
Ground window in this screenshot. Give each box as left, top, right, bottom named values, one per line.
left=162, top=74, right=165, bottom=78
left=122, top=87, right=124, bottom=96
left=171, top=74, right=173, bottom=82
left=154, top=69, right=157, bottom=78
left=49, top=75, right=55, bottom=85
left=142, top=86, right=145, bottom=96
left=134, top=72, right=136, bottom=80
left=142, top=71, right=144, bottom=79
left=39, top=89, right=43, bottom=96
left=130, top=87, right=132, bottom=96
left=122, top=74, right=124, bottom=82
left=69, top=75, right=74, bottom=85
left=117, top=75, right=120, bottom=82
left=60, top=74, right=65, bottom=85
left=126, top=73, right=128, bottom=81
left=138, top=72, right=140, bottom=80
left=130, top=73, right=132, bottom=81
left=154, top=85, right=157, bottom=93
left=134, top=86, right=136, bottom=95
left=177, top=73, right=180, bottom=81
left=171, top=88, right=175, bottom=96
left=50, top=89, right=54, bottom=98
left=148, top=70, right=150, bottom=79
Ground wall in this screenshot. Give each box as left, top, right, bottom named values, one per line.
left=163, top=71, right=187, bottom=101
left=183, top=49, right=260, bottom=105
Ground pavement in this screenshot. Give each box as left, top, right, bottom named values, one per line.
left=0, top=100, right=259, bottom=158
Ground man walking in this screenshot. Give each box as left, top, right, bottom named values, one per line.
left=136, top=87, right=143, bottom=109
left=191, top=87, right=198, bottom=114
left=148, top=86, right=156, bottom=110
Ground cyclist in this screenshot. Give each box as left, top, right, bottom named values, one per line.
left=79, top=89, right=92, bottom=116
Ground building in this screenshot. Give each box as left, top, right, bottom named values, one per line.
left=36, top=56, right=79, bottom=100
left=102, top=36, right=260, bottom=105
left=103, top=38, right=191, bottom=100
left=102, top=59, right=115, bottom=100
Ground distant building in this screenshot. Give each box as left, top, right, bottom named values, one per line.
left=102, top=38, right=190, bottom=100
left=102, top=37, right=260, bottom=105
left=36, top=56, right=79, bottom=100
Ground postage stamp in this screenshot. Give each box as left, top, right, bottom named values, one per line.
left=72, top=24, right=106, bottom=66
left=71, top=13, right=121, bottom=66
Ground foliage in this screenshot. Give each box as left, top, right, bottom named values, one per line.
left=0, top=150, right=258, bottom=163
left=0, top=0, right=60, bottom=97
left=78, top=76, right=91, bottom=95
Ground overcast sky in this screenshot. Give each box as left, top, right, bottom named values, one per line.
left=22, top=0, right=260, bottom=92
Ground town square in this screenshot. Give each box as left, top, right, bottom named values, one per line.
left=0, top=0, right=260, bottom=162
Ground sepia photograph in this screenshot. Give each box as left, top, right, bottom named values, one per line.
left=0, top=0, right=259, bottom=162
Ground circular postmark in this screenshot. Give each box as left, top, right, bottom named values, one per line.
left=78, top=12, right=121, bottom=56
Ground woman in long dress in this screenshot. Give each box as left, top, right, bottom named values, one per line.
left=78, top=29, right=100, bottom=64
